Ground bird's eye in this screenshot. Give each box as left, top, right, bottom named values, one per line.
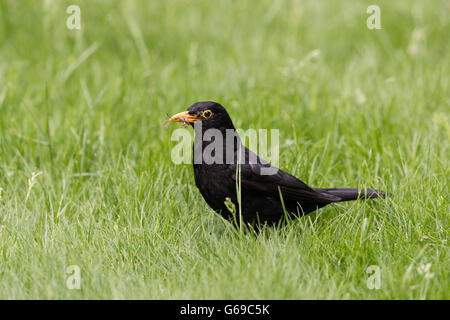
left=202, top=110, right=213, bottom=119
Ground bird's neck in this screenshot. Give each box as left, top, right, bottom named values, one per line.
left=193, top=127, right=243, bottom=165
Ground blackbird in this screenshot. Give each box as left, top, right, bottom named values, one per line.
left=166, top=101, right=384, bottom=226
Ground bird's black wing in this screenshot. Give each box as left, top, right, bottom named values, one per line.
left=231, top=149, right=340, bottom=203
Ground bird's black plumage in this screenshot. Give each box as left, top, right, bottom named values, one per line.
left=168, top=101, right=384, bottom=226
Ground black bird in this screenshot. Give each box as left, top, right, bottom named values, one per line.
left=166, top=101, right=384, bottom=226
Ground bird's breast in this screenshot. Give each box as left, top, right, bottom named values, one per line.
left=193, top=164, right=236, bottom=213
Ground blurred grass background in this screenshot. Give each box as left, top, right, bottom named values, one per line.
left=0, top=0, right=448, bottom=299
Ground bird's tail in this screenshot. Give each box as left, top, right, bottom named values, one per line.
left=314, top=188, right=385, bottom=202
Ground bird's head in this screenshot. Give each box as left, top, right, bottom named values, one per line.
left=165, top=101, right=235, bottom=131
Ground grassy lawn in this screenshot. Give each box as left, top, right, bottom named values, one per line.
left=0, top=0, right=448, bottom=299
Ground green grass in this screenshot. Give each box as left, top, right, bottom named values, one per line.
left=0, top=0, right=448, bottom=299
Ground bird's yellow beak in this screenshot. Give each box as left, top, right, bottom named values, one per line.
left=164, top=111, right=200, bottom=128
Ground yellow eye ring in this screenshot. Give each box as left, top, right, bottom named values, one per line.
left=202, top=110, right=213, bottom=119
